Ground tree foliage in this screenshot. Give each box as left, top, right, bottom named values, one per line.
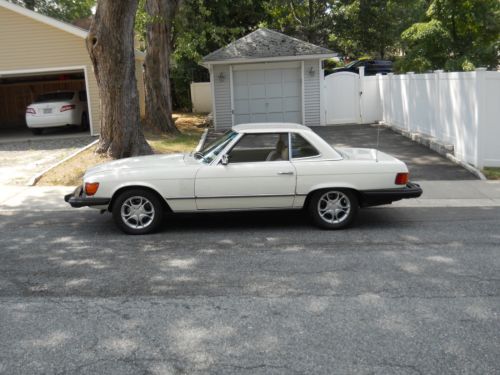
left=262, top=0, right=334, bottom=46
left=398, top=0, right=500, bottom=71
left=330, top=0, right=429, bottom=59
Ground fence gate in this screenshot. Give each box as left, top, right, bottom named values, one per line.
left=324, top=71, right=361, bottom=124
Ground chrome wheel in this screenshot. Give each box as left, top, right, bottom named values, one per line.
left=317, top=191, right=351, bottom=224
left=120, top=196, right=155, bottom=229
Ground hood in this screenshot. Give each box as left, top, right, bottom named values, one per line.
left=85, top=153, right=188, bottom=176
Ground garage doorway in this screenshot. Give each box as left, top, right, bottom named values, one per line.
left=0, top=66, right=92, bottom=139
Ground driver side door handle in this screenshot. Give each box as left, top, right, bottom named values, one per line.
left=277, top=171, right=294, bottom=175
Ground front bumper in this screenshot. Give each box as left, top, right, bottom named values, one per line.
left=360, top=182, right=423, bottom=207
left=64, top=185, right=111, bottom=208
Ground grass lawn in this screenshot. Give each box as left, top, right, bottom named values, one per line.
left=36, top=113, right=207, bottom=186
left=482, top=167, right=500, bottom=180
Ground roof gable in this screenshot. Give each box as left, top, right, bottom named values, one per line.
left=0, top=0, right=145, bottom=59
left=203, top=28, right=334, bottom=63
left=0, top=0, right=88, bottom=38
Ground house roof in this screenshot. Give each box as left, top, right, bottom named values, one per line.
left=0, top=0, right=145, bottom=60
left=202, top=28, right=335, bottom=64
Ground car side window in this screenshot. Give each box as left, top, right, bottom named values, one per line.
left=228, top=133, right=289, bottom=163
left=291, top=133, right=320, bottom=159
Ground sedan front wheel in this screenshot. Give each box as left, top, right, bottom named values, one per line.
left=112, top=189, right=164, bottom=235
left=308, top=189, right=358, bottom=229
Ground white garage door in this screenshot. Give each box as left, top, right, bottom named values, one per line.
left=233, top=64, right=302, bottom=125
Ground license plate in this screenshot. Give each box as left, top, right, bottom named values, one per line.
left=43, top=108, right=52, bottom=114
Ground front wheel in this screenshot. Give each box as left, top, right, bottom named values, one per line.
left=112, top=189, right=164, bottom=235
left=308, top=189, right=358, bottom=229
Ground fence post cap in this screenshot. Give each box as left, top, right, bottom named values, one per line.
left=407, top=71, right=415, bottom=74
left=475, top=67, right=487, bottom=71
left=434, top=69, right=444, bottom=73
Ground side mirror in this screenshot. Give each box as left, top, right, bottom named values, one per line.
left=221, top=154, right=229, bottom=165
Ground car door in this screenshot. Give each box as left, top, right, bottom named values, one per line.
left=195, top=132, right=296, bottom=210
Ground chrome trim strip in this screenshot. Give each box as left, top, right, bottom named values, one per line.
left=175, top=207, right=303, bottom=213
left=167, top=194, right=307, bottom=200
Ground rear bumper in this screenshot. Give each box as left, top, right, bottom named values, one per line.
left=360, top=182, right=423, bottom=207
left=26, top=112, right=78, bottom=128
left=64, top=185, right=111, bottom=208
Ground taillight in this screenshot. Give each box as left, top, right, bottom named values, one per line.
left=60, top=104, right=76, bottom=112
left=26, top=107, right=36, bottom=114
left=85, top=182, right=99, bottom=196
left=395, top=173, right=409, bottom=185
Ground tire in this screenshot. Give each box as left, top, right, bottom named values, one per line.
left=308, top=189, right=358, bottom=229
left=80, top=112, right=89, bottom=131
left=112, top=189, right=164, bottom=235
left=31, top=128, right=43, bottom=135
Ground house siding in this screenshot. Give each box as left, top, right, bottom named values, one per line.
left=0, top=5, right=145, bottom=134
left=303, top=59, right=321, bottom=126
left=213, top=64, right=232, bottom=129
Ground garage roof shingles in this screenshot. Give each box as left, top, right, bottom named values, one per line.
left=203, top=28, right=333, bottom=63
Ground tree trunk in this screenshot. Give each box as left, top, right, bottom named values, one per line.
left=86, top=0, right=152, bottom=158
left=143, top=0, right=180, bottom=134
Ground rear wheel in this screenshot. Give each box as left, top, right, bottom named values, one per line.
left=112, top=189, right=164, bottom=235
left=31, top=128, right=43, bottom=135
left=308, top=189, right=358, bottom=229
left=80, top=112, right=89, bottom=131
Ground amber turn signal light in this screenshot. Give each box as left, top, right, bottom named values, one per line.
left=395, top=173, right=409, bottom=185
left=85, top=182, right=99, bottom=196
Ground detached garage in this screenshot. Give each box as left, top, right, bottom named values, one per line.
left=0, top=0, right=145, bottom=137
left=202, top=28, right=335, bottom=130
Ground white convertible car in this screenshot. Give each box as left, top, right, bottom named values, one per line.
left=65, top=123, right=422, bottom=234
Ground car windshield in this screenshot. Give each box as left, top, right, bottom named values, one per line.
left=34, top=92, right=74, bottom=103
left=196, top=130, right=238, bottom=164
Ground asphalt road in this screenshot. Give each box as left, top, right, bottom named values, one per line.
left=0, top=207, right=499, bottom=374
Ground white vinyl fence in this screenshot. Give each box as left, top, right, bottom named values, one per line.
left=378, top=69, right=500, bottom=168
left=190, top=82, right=212, bottom=113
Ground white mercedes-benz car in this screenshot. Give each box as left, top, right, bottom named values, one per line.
left=65, top=123, right=422, bottom=234
left=25, top=90, right=89, bottom=135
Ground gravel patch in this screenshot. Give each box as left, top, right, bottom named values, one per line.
left=0, top=136, right=95, bottom=185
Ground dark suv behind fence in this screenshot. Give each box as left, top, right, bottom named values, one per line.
left=328, top=60, right=393, bottom=76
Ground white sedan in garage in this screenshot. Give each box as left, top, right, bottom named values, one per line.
left=25, top=90, right=89, bottom=135
left=65, top=123, right=422, bottom=234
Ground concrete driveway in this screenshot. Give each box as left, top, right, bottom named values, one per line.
left=313, top=125, right=477, bottom=180
left=0, top=134, right=94, bottom=185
